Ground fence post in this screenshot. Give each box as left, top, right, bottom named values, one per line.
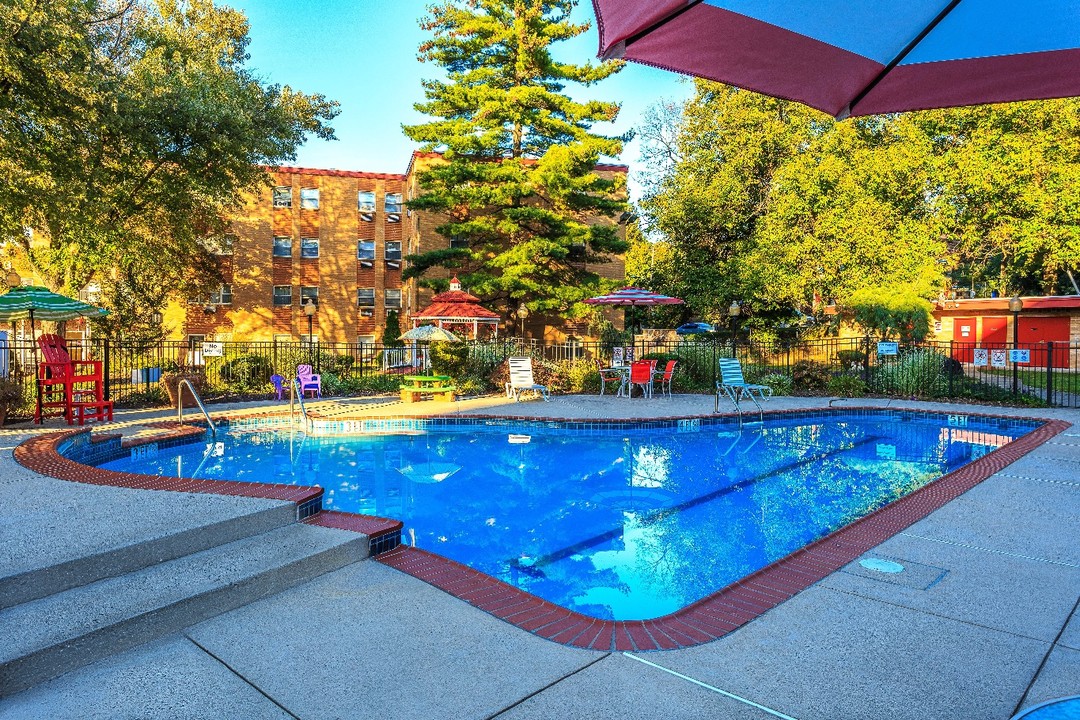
left=863, top=335, right=871, bottom=385
left=1046, top=342, right=1054, bottom=406
left=948, top=340, right=954, bottom=397
left=103, top=338, right=111, bottom=401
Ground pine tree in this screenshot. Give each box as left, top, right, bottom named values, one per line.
left=403, top=0, right=628, bottom=319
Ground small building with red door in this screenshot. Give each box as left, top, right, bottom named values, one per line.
left=933, top=295, right=1080, bottom=368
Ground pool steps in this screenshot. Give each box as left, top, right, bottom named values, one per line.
left=0, top=503, right=297, bottom=609
left=0, top=521, right=368, bottom=698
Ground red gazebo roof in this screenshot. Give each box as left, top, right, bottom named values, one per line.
left=413, top=278, right=500, bottom=321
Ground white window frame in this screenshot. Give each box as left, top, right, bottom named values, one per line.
left=272, top=186, right=292, bottom=208
left=300, top=237, right=320, bottom=259
left=272, top=285, right=292, bottom=306
left=384, top=288, right=402, bottom=309
left=300, top=187, right=319, bottom=210
left=300, top=286, right=319, bottom=307
left=272, top=236, right=292, bottom=258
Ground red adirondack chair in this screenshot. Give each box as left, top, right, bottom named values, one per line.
left=36, top=334, right=112, bottom=425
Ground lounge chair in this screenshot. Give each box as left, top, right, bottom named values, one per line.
left=627, top=359, right=657, bottom=399
left=595, top=359, right=626, bottom=396
left=653, top=360, right=677, bottom=397
left=297, top=364, right=322, bottom=398
left=715, top=358, right=771, bottom=416
left=506, top=357, right=549, bottom=402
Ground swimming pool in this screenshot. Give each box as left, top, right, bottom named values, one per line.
left=98, top=411, right=1038, bottom=620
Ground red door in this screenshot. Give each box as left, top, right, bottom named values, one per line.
left=980, top=316, right=1008, bottom=348
left=1018, top=316, right=1070, bottom=369
left=952, top=317, right=977, bottom=362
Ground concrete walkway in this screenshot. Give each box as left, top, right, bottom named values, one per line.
left=0, top=394, right=1077, bottom=719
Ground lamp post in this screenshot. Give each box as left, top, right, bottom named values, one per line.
left=1009, top=295, right=1023, bottom=397
left=516, top=304, right=529, bottom=339
left=728, top=301, right=741, bottom=357
left=303, top=300, right=317, bottom=363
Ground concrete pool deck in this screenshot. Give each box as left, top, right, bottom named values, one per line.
left=0, top=394, right=1077, bottom=719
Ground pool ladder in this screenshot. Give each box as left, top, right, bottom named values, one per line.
left=290, top=379, right=312, bottom=432
left=176, top=378, right=217, bottom=437
left=714, top=386, right=764, bottom=427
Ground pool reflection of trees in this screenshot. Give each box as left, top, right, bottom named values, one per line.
left=134, top=418, right=1014, bottom=620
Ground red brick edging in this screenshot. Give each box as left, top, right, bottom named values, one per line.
left=14, top=424, right=322, bottom=507
left=377, top=415, right=1072, bottom=651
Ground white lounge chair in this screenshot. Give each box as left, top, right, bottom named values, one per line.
left=506, top=356, right=550, bottom=402
left=715, top=358, right=772, bottom=416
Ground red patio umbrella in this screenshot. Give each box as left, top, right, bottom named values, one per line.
left=584, top=287, right=684, bottom=340
left=592, top=1, right=1080, bottom=118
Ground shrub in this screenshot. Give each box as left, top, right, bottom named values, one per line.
left=757, top=372, right=793, bottom=396
left=827, top=373, right=867, bottom=397
left=219, top=353, right=273, bottom=389
left=429, top=341, right=469, bottom=378
left=836, top=350, right=867, bottom=369
left=873, top=348, right=948, bottom=397
left=791, top=360, right=830, bottom=392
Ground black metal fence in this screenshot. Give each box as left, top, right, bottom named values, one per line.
left=2, top=335, right=1077, bottom=418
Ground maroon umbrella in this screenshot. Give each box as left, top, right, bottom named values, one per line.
left=583, top=287, right=685, bottom=307
left=592, top=1, right=1080, bottom=118
left=585, top=287, right=684, bottom=341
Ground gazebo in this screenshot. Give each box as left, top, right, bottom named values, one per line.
left=411, top=278, right=500, bottom=340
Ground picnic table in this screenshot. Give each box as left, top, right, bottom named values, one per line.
left=400, top=375, right=455, bottom=403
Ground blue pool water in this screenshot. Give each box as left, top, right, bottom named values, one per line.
left=98, top=412, right=1036, bottom=620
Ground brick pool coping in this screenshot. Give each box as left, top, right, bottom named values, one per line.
left=13, top=406, right=1070, bottom=651
left=376, top=410, right=1071, bottom=652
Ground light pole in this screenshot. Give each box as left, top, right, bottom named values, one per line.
left=1009, top=295, right=1023, bottom=397
left=303, top=299, right=317, bottom=364
left=728, top=301, right=741, bottom=357
left=516, top=304, right=529, bottom=339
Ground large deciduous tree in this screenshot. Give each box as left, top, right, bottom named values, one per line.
left=636, top=81, right=1080, bottom=332
left=403, top=0, right=627, bottom=319
left=0, top=0, right=338, bottom=337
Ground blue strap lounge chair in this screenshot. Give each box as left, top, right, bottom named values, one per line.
left=715, top=358, right=772, bottom=418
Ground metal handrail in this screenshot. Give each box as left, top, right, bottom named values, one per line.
left=290, top=378, right=311, bottom=431
left=176, top=378, right=217, bottom=437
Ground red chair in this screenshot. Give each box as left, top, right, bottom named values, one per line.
left=628, top=360, right=657, bottom=399
left=36, top=334, right=112, bottom=424
left=653, top=360, right=677, bottom=397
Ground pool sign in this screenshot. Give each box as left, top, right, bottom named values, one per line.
left=876, top=341, right=899, bottom=356
left=990, top=349, right=1007, bottom=368
left=1009, top=349, right=1031, bottom=364
left=202, top=341, right=224, bottom=357
left=973, top=348, right=988, bottom=367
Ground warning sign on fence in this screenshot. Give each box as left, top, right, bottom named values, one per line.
left=1009, top=349, right=1031, bottom=364
left=990, top=349, right=1007, bottom=368
left=973, top=348, right=988, bottom=367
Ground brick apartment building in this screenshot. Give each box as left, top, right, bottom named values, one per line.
left=167, top=152, right=628, bottom=345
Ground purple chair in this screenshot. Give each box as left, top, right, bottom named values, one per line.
left=270, top=374, right=285, bottom=400
left=297, top=364, right=321, bottom=398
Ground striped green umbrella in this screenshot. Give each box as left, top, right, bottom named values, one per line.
left=0, top=286, right=108, bottom=322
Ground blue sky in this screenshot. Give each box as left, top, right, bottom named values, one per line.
left=226, top=0, right=692, bottom=197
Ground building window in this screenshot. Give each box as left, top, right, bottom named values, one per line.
left=272, top=236, right=292, bottom=258
left=272, top=286, right=292, bottom=306
left=300, top=286, right=319, bottom=306
left=272, top=186, right=292, bottom=208
left=273, top=334, right=293, bottom=344
left=358, top=334, right=375, bottom=345
left=205, top=234, right=234, bottom=255
left=357, top=287, right=375, bottom=307
left=385, top=192, right=402, bottom=223
left=358, top=190, right=376, bottom=213
left=385, top=241, right=402, bottom=263
left=357, top=240, right=375, bottom=267
left=300, top=187, right=319, bottom=210
left=210, top=284, right=233, bottom=305
left=385, top=288, right=402, bottom=309
left=449, top=236, right=468, bottom=249
left=568, top=241, right=586, bottom=260
left=300, top=237, right=319, bottom=259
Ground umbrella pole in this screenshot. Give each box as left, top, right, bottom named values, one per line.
left=30, top=309, right=41, bottom=424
